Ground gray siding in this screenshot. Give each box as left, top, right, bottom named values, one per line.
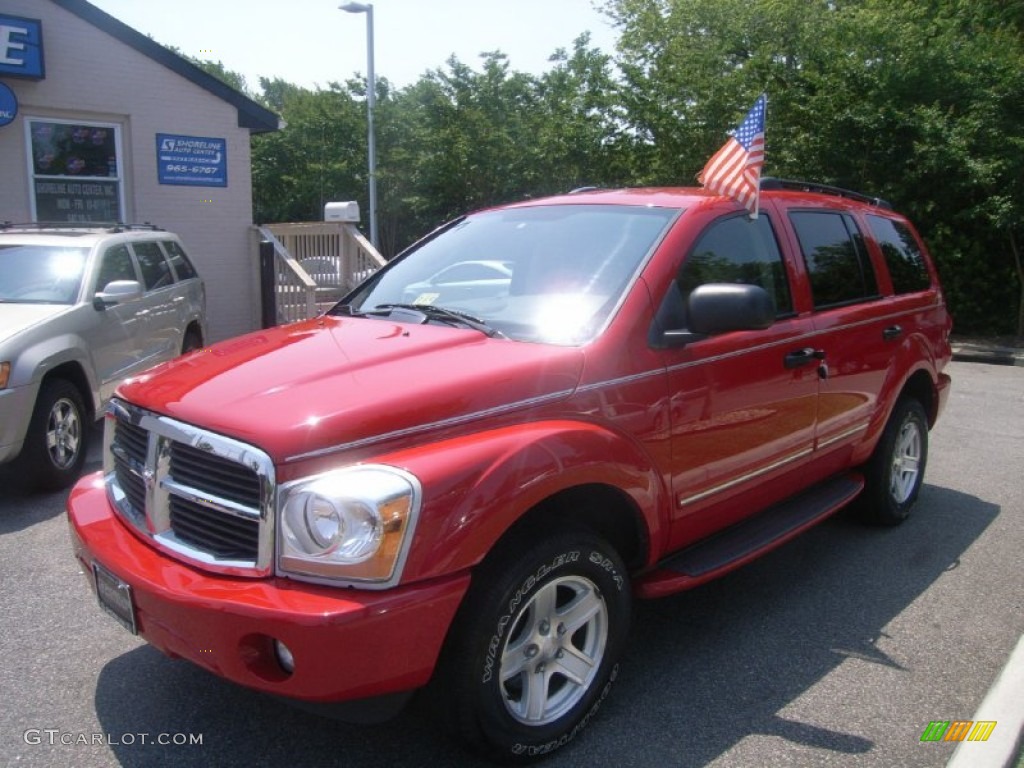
left=0, top=0, right=262, bottom=341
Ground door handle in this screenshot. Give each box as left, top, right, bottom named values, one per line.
left=784, top=348, right=825, bottom=369
left=883, top=325, right=903, bottom=341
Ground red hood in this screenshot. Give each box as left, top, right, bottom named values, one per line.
left=117, top=316, right=583, bottom=463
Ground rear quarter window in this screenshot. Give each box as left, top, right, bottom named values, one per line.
left=162, top=240, right=199, bottom=281
left=866, top=215, right=931, bottom=294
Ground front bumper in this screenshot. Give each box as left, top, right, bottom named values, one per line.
left=0, top=382, right=37, bottom=464
left=67, top=472, right=470, bottom=704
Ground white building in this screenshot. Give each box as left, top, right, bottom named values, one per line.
left=0, top=0, right=281, bottom=341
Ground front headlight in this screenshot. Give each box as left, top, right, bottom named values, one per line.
left=277, top=465, right=420, bottom=587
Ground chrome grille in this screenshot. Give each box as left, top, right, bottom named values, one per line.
left=115, top=419, right=148, bottom=463
left=169, top=442, right=261, bottom=508
left=103, top=399, right=275, bottom=576
left=169, top=496, right=260, bottom=559
left=111, top=420, right=147, bottom=523
left=115, top=461, right=147, bottom=520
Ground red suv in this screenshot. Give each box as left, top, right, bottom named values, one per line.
left=67, top=180, right=951, bottom=760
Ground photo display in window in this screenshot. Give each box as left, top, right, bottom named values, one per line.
left=29, top=120, right=122, bottom=223
left=31, top=121, right=118, bottom=177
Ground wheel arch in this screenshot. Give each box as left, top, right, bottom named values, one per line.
left=181, top=321, right=205, bottom=353
left=862, top=360, right=941, bottom=465
left=899, top=368, right=938, bottom=427
left=11, top=332, right=100, bottom=418
left=40, top=361, right=96, bottom=423
left=503, top=483, right=649, bottom=572
left=185, top=319, right=204, bottom=340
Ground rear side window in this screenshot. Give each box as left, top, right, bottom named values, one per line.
left=866, top=215, right=930, bottom=294
left=680, top=214, right=793, bottom=315
left=163, top=240, right=198, bottom=281
left=790, top=211, right=878, bottom=309
left=133, top=241, right=174, bottom=290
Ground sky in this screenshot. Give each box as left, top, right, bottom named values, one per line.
left=87, top=0, right=622, bottom=92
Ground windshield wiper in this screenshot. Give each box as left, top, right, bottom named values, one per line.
left=369, top=303, right=506, bottom=338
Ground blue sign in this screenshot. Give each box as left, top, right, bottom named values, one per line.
left=0, top=15, right=44, bottom=79
left=156, top=133, right=227, bottom=187
left=0, top=82, right=16, bottom=127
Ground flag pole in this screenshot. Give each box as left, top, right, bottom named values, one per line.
left=697, top=93, right=767, bottom=219
left=750, top=92, right=767, bottom=220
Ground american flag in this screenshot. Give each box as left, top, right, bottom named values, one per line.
left=698, top=94, right=767, bottom=217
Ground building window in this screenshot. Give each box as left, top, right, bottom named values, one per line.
left=25, top=118, right=124, bottom=223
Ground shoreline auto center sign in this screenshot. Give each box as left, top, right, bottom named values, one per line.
left=1, top=14, right=45, bottom=79
left=0, top=82, right=17, bottom=127
left=156, top=133, right=227, bottom=186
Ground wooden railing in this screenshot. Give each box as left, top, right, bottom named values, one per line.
left=256, top=222, right=386, bottom=325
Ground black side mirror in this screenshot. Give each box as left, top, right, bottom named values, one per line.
left=661, top=283, right=775, bottom=347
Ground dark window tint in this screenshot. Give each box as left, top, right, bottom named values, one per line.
left=790, top=211, right=878, bottom=308
left=867, top=215, right=930, bottom=294
left=681, top=214, right=792, bottom=315
left=95, top=245, right=136, bottom=292
left=133, top=241, right=173, bottom=290
left=163, top=240, right=198, bottom=281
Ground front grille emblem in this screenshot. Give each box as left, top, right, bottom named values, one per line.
left=142, top=465, right=155, bottom=491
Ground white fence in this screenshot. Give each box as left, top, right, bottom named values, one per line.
left=257, top=222, right=387, bottom=324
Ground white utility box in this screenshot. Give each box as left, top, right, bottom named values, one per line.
left=324, top=201, right=361, bottom=222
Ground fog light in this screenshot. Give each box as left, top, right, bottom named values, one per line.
left=274, top=640, right=295, bottom=674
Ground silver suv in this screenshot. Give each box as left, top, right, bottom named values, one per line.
left=0, top=223, right=207, bottom=491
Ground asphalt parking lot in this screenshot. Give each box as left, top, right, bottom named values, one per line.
left=1, top=359, right=1021, bottom=767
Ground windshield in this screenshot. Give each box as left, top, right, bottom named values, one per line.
left=0, top=244, right=89, bottom=304
left=345, top=204, right=678, bottom=344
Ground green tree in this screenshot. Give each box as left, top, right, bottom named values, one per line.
left=162, top=44, right=252, bottom=96
left=188, top=58, right=250, bottom=96
left=604, top=0, right=1024, bottom=334
left=532, top=33, right=633, bottom=193
left=378, top=41, right=632, bottom=255
left=251, top=78, right=369, bottom=224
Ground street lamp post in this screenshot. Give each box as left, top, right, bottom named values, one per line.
left=339, top=2, right=378, bottom=251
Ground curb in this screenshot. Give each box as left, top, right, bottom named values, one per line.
left=950, top=345, right=1024, bottom=367
left=946, top=634, right=1024, bottom=768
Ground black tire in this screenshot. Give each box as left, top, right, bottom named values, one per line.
left=16, top=379, right=88, bottom=492
left=435, top=525, right=631, bottom=762
left=859, top=397, right=929, bottom=526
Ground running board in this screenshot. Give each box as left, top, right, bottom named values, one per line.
left=636, top=473, right=864, bottom=599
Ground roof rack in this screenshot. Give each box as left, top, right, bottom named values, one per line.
left=568, top=186, right=602, bottom=195
left=0, top=221, right=164, bottom=232
left=760, top=178, right=892, bottom=210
